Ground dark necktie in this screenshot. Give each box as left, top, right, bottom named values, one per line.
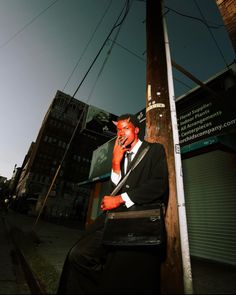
left=126, top=152, right=133, bottom=172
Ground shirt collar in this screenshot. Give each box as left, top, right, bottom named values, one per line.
left=129, top=139, right=142, bottom=156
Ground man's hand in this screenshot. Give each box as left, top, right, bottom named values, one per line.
left=112, top=137, right=128, bottom=173
left=100, top=195, right=125, bottom=211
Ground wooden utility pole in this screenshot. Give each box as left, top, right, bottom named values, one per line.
left=145, top=1, right=192, bottom=294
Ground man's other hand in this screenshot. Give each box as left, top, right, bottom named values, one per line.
left=100, top=195, right=125, bottom=211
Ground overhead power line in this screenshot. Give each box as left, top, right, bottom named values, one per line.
left=110, top=38, right=192, bottom=90
left=0, top=0, right=60, bottom=49
left=33, top=0, right=131, bottom=228
left=86, top=19, right=124, bottom=102
left=165, top=5, right=224, bottom=29
left=62, top=0, right=114, bottom=92
left=71, top=0, right=131, bottom=98
left=61, top=0, right=131, bottom=115
left=193, top=0, right=229, bottom=69
left=110, top=38, right=221, bottom=98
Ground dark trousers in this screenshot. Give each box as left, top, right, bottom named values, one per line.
left=57, top=213, right=161, bottom=295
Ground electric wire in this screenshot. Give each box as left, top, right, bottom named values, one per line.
left=0, top=0, right=60, bottom=49
left=58, top=0, right=129, bottom=117
left=165, top=5, right=224, bottom=29
left=86, top=0, right=131, bottom=103
left=71, top=0, right=130, bottom=98
left=33, top=0, right=131, bottom=228
left=62, top=0, right=113, bottom=92
left=110, top=38, right=146, bottom=62
left=110, top=38, right=192, bottom=90
left=61, top=0, right=130, bottom=115
left=193, top=0, right=230, bottom=69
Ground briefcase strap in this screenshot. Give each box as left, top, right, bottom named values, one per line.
left=111, top=145, right=150, bottom=196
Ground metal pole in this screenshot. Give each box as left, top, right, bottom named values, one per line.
left=163, top=16, right=193, bottom=294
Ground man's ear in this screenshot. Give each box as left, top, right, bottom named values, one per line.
left=112, top=120, right=118, bottom=126
left=135, top=127, right=139, bottom=134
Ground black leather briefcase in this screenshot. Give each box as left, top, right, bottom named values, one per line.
left=102, top=203, right=166, bottom=247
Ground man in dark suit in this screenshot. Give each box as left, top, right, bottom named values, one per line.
left=57, top=113, right=169, bottom=295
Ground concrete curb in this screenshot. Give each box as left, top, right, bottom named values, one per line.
left=4, top=218, right=58, bottom=294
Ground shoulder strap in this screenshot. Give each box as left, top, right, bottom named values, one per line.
left=130, top=145, right=150, bottom=171
left=111, top=145, right=150, bottom=196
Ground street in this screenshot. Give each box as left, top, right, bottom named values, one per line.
left=1, top=210, right=236, bottom=294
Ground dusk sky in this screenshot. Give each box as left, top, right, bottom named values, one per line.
left=0, top=0, right=235, bottom=179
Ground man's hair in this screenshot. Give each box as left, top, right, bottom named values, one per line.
left=117, top=113, right=140, bottom=128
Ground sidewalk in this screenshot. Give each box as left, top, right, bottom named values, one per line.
left=5, top=210, right=84, bottom=294
left=0, top=213, right=30, bottom=294
left=5, top=210, right=236, bottom=294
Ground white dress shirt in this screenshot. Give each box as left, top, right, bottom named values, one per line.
left=111, top=139, right=142, bottom=208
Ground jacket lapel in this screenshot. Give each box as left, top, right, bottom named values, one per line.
left=122, top=141, right=149, bottom=175
left=116, top=141, right=150, bottom=190
left=129, top=141, right=149, bottom=170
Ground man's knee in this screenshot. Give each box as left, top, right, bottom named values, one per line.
left=67, top=244, right=86, bottom=267
left=67, top=243, right=102, bottom=271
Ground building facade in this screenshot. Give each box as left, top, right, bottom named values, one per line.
left=14, top=90, right=117, bottom=220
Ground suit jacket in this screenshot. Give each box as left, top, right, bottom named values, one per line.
left=111, top=140, right=169, bottom=206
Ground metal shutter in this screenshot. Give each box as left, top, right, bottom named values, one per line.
left=182, top=150, right=236, bottom=266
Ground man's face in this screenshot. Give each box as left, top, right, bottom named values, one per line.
left=116, top=119, right=139, bottom=149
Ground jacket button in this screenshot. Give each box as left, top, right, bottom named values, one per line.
left=125, top=185, right=130, bottom=188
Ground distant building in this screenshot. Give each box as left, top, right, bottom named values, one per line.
left=15, top=90, right=117, bottom=220
left=8, top=164, right=22, bottom=196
